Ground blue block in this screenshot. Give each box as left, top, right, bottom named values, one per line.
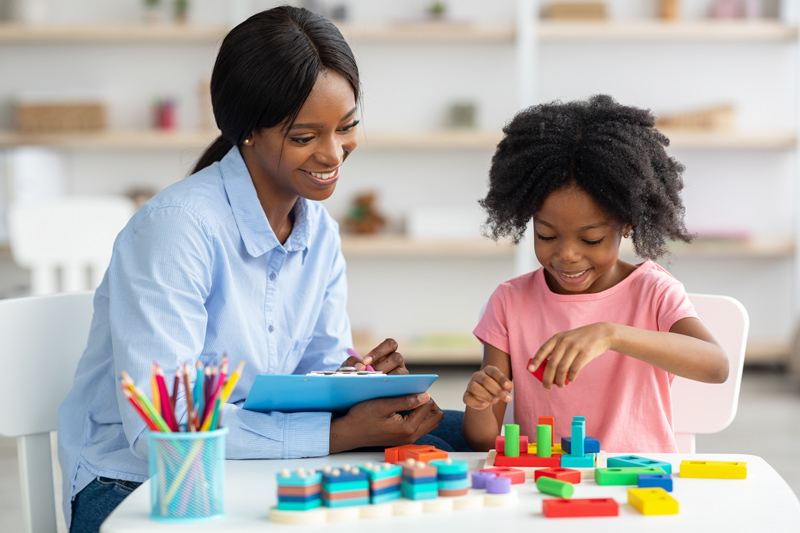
left=561, top=436, right=600, bottom=454
left=276, top=469, right=323, bottom=487
left=371, top=490, right=402, bottom=504
left=638, top=474, right=673, bottom=492
left=402, top=474, right=438, bottom=485
left=370, top=485, right=402, bottom=497
left=607, top=455, right=672, bottom=475
left=322, top=467, right=368, bottom=483
left=437, top=472, right=469, bottom=481
left=560, top=453, right=594, bottom=468
left=278, top=494, right=322, bottom=503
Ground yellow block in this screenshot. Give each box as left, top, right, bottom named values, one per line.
left=628, top=488, right=679, bottom=515
left=528, top=443, right=564, bottom=455
left=679, top=460, right=747, bottom=479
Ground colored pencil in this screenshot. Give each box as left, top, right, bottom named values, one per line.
left=182, top=363, right=196, bottom=432
left=151, top=363, right=161, bottom=415
left=201, top=395, right=221, bottom=432
left=193, top=360, right=204, bottom=425
left=121, top=386, right=158, bottom=431
left=170, top=367, right=180, bottom=413
left=220, top=361, right=245, bottom=404
left=155, top=367, right=179, bottom=432
left=133, top=385, right=171, bottom=432
left=213, top=354, right=228, bottom=400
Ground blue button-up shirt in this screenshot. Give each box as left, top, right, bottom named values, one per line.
left=57, top=146, right=351, bottom=526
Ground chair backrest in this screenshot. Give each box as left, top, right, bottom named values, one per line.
left=0, top=291, right=95, bottom=533
left=490, top=293, right=749, bottom=453
left=672, top=293, right=748, bottom=453
left=9, top=195, right=135, bottom=295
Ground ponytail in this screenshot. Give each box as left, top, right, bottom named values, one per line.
left=192, top=135, right=233, bottom=174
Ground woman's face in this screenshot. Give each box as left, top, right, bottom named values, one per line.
left=533, top=185, right=630, bottom=295
left=243, top=70, right=358, bottom=205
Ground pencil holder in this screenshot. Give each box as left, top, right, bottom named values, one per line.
left=148, top=426, right=228, bottom=522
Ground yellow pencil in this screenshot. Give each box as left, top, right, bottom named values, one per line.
left=220, top=361, right=245, bottom=404
left=151, top=363, right=161, bottom=415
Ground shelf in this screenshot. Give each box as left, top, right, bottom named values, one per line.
left=0, top=23, right=228, bottom=43
left=621, top=238, right=796, bottom=259
left=341, top=235, right=514, bottom=258
left=0, top=129, right=793, bottom=151
left=337, top=21, right=514, bottom=43
left=353, top=339, right=482, bottom=365
left=538, top=20, right=799, bottom=42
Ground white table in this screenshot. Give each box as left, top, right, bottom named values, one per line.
left=101, top=452, right=800, bottom=532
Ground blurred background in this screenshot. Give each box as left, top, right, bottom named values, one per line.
left=0, top=0, right=798, bottom=530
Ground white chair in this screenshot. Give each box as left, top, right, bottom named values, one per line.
left=0, top=291, right=95, bottom=533
left=490, top=293, right=749, bottom=452
left=9, top=195, right=136, bottom=295
left=672, top=293, right=748, bottom=452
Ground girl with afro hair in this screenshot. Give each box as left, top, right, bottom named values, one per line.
left=462, top=95, right=729, bottom=453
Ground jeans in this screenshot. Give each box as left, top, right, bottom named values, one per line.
left=69, top=409, right=470, bottom=531
left=70, top=477, right=142, bottom=533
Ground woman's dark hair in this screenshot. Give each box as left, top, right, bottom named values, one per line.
left=480, top=94, right=692, bottom=259
left=192, top=6, right=360, bottom=173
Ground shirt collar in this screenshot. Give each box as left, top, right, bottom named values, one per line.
left=220, top=146, right=311, bottom=258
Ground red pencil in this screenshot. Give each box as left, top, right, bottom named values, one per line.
left=155, top=367, right=179, bottom=432
left=121, top=386, right=158, bottom=431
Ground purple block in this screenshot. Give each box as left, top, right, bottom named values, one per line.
left=471, top=471, right=497, bottom=489
left=485, top=476, right=512, bottom=494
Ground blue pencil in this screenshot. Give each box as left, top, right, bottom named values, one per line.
left=193, top=360, right=204, bottom=425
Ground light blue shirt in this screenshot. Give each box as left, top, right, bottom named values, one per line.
left=57, top=146, right=351, bottom=526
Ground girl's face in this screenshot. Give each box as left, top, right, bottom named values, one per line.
left=533, top=185, right=631, bottom=295
left=243, top=70, right=358, bottom=205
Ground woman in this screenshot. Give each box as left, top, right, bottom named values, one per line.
left=58, top=7, right=465, bottom=533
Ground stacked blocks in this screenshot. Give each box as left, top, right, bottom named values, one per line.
left=321, top=465, right=369, bottom=507
left=364, top=462, right=402, bottom=504
left=276, top=468, right=322, bottom=511
left=400, top=459, right=439, bottom=500
left=494, top=423, right=560, bottom=468
left=430, top=458, right=469, bottom=497
left=560, top=417, right=595, bottom=468
left=539, top=416, right=555, bottom=445
left=561, top=436, right=600, bottom=454
left=607, top=455, right=672, bottom=474
left=495, top=434, right=529, bottom=453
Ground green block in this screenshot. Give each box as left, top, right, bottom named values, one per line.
left=595, top=467, right=666, bottom=485
left=504, top=424, right=520, bottom=457
left=536, top=476, right=574, bottom=498
left=537, top=425, right=552, bottom=457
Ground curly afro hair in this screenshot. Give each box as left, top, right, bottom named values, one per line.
left=480, top=94, right=693, bottom=259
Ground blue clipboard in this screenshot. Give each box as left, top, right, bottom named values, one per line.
left=242, top=373, right=438, bottom=413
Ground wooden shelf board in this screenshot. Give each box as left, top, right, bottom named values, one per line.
left=337, top=21, right=514, bottom=43
left=662, top=130, right=797, bottom=150
left=359, top=130, right=503, bottom=149
left=0, top=23, right=227, bottom=43
left=353, top=340, right=482, bottom=365
left=538, top=20, right=799, bottom=42
left=744, top=342, right=788, bottom=364
left=621, top=238, right=796, bottom=259
left=0, top=129, right=220, bottom=149
left=341, top=235, right=514, bottom=258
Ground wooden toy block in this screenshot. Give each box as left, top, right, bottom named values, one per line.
left=479, top=467, right=526, bottom=484
left=437, top=472, right=468, bottom=481
left=437, top=479, right=470, bottom=491
left=537, top=424, right=552, bottom=457
left=571, top=419, right=585, bottom=456
left=495, top=435, right=529, bottom=454
left=278, top=484, right=322, bottom=497
left=384, top=444, right=428, bottom=463
left=276, top=499, right=324, bottom=512
left=405, top=446, right=449, bottom=463
left=595, top=467, right=667, bottom=485
left=561, top=436, right=600, bottom=454
left=536, top=476, right=574, bottom=498
left=485, top=476, right=512, bottom=494
left=607, top=455, right=672, bottom=474
left=322, top=480, right=369, bottom=493
left=430, top=458, right=469, bottom=475
left=364, top=462, right=403, bottom=482
left=628, top=487, right=679, bottom=515
left=322, top=489, right=370, bottom=501
left=277, top=468, right=323, bottom=486
left=484, top=449, right=595, bottom=480
left=439, top=487, right=469, bottom=497
left=560, top=453, right=594, bottom=468
left=504, top=423, right=520, bottom=456
left=638, top=474, right=673, bottom=492
left=370, top=490, right=401, bottom=505
left=324, top=497, right=371, bottom=508
left=528, top=442, right=563, bottom=455
left=322, top=465, right=368, bottom=483
left=534, top=467, right=581, bottom=484
left=542, top=498, right=619, bottom=518
left=538, top=416, right=555, bottom=445
left=528, top=357, right=569, bottom=384
left=494, top=453, right=561, bottom=468
left=401, top=459, right=438, bottom=478
left=679, top=460, right=747, bottom=479
left=401, top=481, right=438, bottom=500
left=471, top=471, right=497, bottom=489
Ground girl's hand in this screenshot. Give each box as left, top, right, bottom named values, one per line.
left=528, top=322, right=615, bottom=390
left=342, top=338, right=409, bottom=375
left=463, top=365, right=513, bottom=409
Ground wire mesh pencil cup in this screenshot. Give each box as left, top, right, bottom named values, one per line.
left=148, top=426, right=228, bottom=522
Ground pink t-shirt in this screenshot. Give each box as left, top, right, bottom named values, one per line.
left=473, top=260, right=697, bottom=453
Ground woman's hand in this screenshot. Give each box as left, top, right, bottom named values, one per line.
left=341, top=338, right=408, bottom=375
left=528, top=322, right=614, bottom=390
left=463, top=365, right=513, bottom=410
left=329, top=393, right=443, bottom=453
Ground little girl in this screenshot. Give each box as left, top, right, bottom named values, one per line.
left=462, top=95, right=729, bottom=453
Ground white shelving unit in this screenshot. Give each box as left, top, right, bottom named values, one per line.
left=0, top=0, right=796, bottom=365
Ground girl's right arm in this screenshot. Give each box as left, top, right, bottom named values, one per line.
left=462, top=343, right=514, bottom=451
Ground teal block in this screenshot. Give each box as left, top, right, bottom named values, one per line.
left=401, top=481, right=438, bottom=500
left=437, top=478, right=470, bottom=490
left=277, top=499, right=322, bottom=511
left=571, top=421, right=585, bottom=457
left=607, top=455, right=672, bottom=475
left=429, top=459, right=469, bottom=475
left=323, top=497, right=370, bottom=508
left=560, top=453, right=594, bottom=468
left=371, top=490, right=402, bottom=504
left=322, top=480, right=369, bottom=493
left=595, top=467, right=666, bottom=485
left=364, top=463, right=403, bottom=481
left=276, top=469, right=323, bottom=487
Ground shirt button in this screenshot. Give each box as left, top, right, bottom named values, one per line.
left=269, top=325, right=274, bottom=332
left=270, top=272, right=276, bottom=280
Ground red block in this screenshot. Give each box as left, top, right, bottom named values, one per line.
left=542, top=498, right=619, bottom=518
left=495, top=453, right=560, bottom=468
left=494, top=435, right=529, bottom=454
left=384, top=444, right=428, bottom=464
left=529, top=358, right=569, bottom=385
left=479, top=467, right=526, bottom=485
left=534, top=467, right=581, bottom=484
left=538, top=416, right=555, bottom=445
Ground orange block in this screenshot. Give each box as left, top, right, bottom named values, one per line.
left=384, top=444, right=428, bottom=463
left=539, top=416, right=555, bottom=445
left=406, top=446, right=449, bottom=463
